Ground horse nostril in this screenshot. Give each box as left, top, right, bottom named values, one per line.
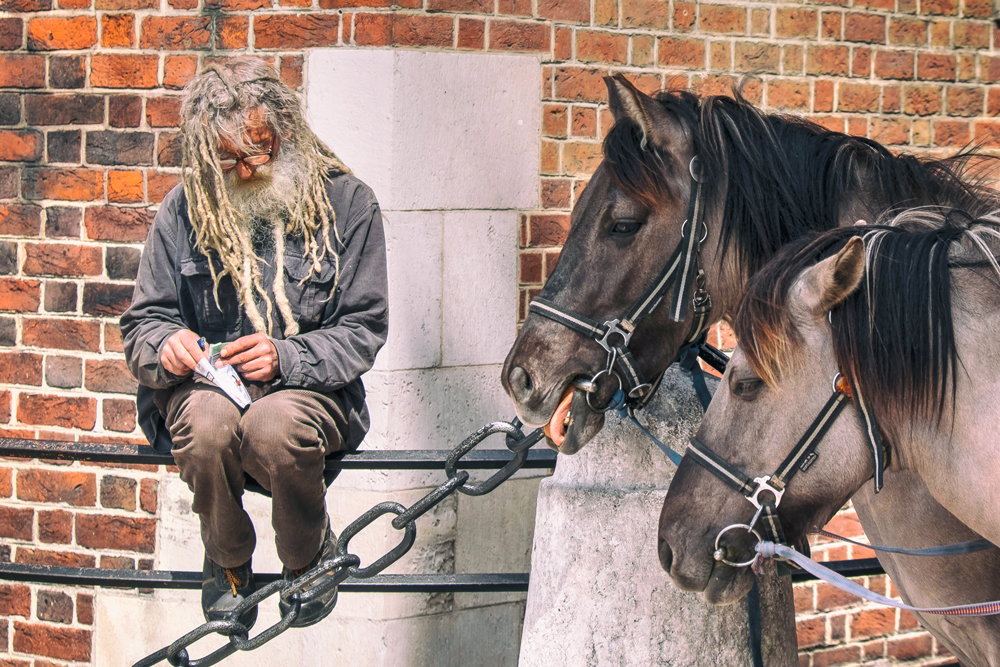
left=508, top=366, right=534, bottom=400
left=658, top=538, right=673, bottom=573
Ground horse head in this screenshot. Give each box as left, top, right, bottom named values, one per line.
left=658, top=238, right=874, bottom=604
left=502, top=76, right=734, bottom=454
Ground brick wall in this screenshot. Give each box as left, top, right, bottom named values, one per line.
left=0, top=0, right=995, bottom=661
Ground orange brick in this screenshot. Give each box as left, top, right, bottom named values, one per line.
left=796, top=616, right=824, bottom=649
left=570, top=107, right=597, bottom=136
left=768, top=79, right=809, bottom=110
left=255, top=14, right=341, bottom=49
left=554, top=67, right=608, bottom=103
left=735, top=42, right=778, bottom=74
left=0, top=55, right=45, bottom=89
left=26, top=17, right=97, bottom=50
left=537, top=0, right=589, bottom=23
left=217, top=15, right=248, bottom=50
left=145, top=96, right=182, bottom=127
left=91, top=54, right=157, bottom=88
left=561, top=141, right=602, bottom=174
left=673, top=1, right=695, bottom=31
left=851, top=607, right=895, bottom=639
left=622, top=0, right=670, bottom=30
left=921, top=0, right=958, bottom=15
left=108, top=170, right=143, bottom=203
left=888, top=17, right=927, bottom=45
left=457, top=17, right=484, bottom=50
left=101, top=14, right=135, bottom=48
left=874, top=50, right=914, bottom=79
left=163, top=55, right=197, bottom=90
left=489, top=19, right=548, bottom=52
left=904, top=84, right=942, bottom=115
left=807, top=45, right=849, bottom=76
left=870, top=116, right=909, bottom=143
left=886, top=633, right=933, bottom=660
left=845, top=13, right=885, bottom=43
left=658, top=36, right=705, bottom=69
left=917, top=53, right=956, bottom=80
left=839, top=82, right=880, bottom=112
left=947, top=86, right=984, bottom=116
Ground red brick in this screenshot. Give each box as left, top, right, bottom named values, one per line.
left=659, top=36, right=705, bottom=69
left=543, top=104, right=568, bottom=138
left=140, top=16, right=210, bottom=50
left=796, top=616, right=824, bottom=648
left=883, top=85, right=901, bottom=112
left=888, top=17, right=927, bottom=45
left=497, top=0, right=532, bottom=14
left=845, top=13, right=885, bottom=42
left=577, top=30, right=627, bottom=64
left=0, top=279, right=41, bottom=312
left=921, top=0, right=958, bottom=14
left=95, top=0, right=155, bottom=7
left=26, top=17, right=97, bottom=51
left=520, top=252, right=542, bottom=283
left=91, top=54, right=158, bottom=88
left=77, top=593, right=93, bottom=624
left=670, top=0, right=694, bottom=31
left=621, top=0, right=670, bottom=29
left=0, top=205, right=41, bottom=236
left=144, top=96, right=182, bottom=128
left=22, top=318, right=100, bottom=352
left=101, top=14, right=135, bottom=49
left=0, top=467, right=11, bottom=496
left=821, top=11, right=842, bottom=39
left=18, top=393, right=96, bottom=429
left=85, top=359, right=138, bottom=394
left=23, top=244, right=101, bottom=277
left=353, top=13, right=390, bottom=45
left=82, top=282, right=133, bottom=317
left=163, top=55, right=197, bottom=90
left=736, top=42, right=779, bottom=74
left=811, top=645, right=863, bottom=667
left=552, top=27, right=571, bottom=59
left=570, top=107, right=597, bottom=137
left=594, top=0, right=616, bottom=25
left=554, top=67, right=608, bottom=102
left=457, top=18, right=484, bottom=49
left=792, top=584, right=813, bottom=613
left=699, top=5, right=745, bottom=34
left=17, top=468, right=97, bottom=507
left=0, top=131, right=42, bottom=162
left=255, top=14, right=340, bottom=49
left=428, top=0, right=489, bottom=10
left=0, top=55, right=45, bottom=89
left=147, top=173, right=180, bottom=204
left=807, top=45, right=849, bottom=76
left=839, top=83, right=880, bottom=112
left=15, top=547, right=95, bottom=567
left=76, top=513, right=155, bottom=552
left=904, top=84, right=942, bottom=115
left=0, top=18, right=23, bottom=50
left=954, top=20, right=988, bottom=47
left=23, top=169, right=103, bottom=202
left=108, top=170, right=143, bottom=204
left=0, top=352, right=42, bottom=385
left=13, top=622, right=91, bottom=662
left=874, top=51, right=914, bottom=79
left=947, top=86, right=984, bottom=116
left=776, top=9, right=817, bottom=38
left=851, top=607, right=895, bottom=639
left=528, top=214, right=571, bottom=246
left=851, top=47, right=870, bottom=77
left=538, top=0, right=589, bottom=23
left=38, top=509, right=72, bottom=544
left=489, top=19, right=547, bottom=52
left=0, top=584, right=31, bottom=616
left=768, top=79, right=809, bottom=110
left=0, top=505, right=33, bottom=540
left=84, top=206, right=153, bottom=242
left=918, top=53, right=956, bottom=80
left=139, top=478, right=157, bottom=513
left=100, top=475, right=136, bottom=509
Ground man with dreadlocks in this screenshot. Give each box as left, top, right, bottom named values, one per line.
left=120, top=57, right=388, bottom=630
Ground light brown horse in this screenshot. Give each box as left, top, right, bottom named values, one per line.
left=658, top=216, right=1000, bottom=665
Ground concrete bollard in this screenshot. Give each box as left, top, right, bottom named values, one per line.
left=519, top=366, right=798, bottom=667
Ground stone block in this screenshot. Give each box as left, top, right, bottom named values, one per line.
left=441, top=210, right=516, bottom=367
left=372, top=210, right=442, bottom=372
left=307, top=50, right=539, bottom=211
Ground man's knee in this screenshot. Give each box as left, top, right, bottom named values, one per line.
left=239, top=392, right=342, bottom=463
left=168, top=385, right=243, bottom=460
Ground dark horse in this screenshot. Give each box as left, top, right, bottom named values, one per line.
left=502, top=75, right=994, bottom=455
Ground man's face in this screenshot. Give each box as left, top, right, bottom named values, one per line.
left=216, top=113, right=279, bottom=184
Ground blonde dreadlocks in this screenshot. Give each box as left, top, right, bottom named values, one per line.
left=180, top=56, right=350, bottom=337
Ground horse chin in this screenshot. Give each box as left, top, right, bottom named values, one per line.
left=702, top=564, right=756, bottom=606
left=544, top=389, right=605, bottom=455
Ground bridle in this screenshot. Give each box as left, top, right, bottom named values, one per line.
left=528, top=156, right=713, bottom=412
left=687, top=372, right=887, bottom=568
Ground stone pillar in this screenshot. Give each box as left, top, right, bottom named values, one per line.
left=519, top=366, right=798, bottom=667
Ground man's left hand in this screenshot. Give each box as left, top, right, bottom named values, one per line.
left=218, top=334, right=280, bottom=382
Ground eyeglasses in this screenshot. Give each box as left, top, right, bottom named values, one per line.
left=219, top=143, right=274, bottom=171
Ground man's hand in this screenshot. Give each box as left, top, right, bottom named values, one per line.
left=161, top=329, right=206, bottom=377
left=218, top=334, right=280, bottom=382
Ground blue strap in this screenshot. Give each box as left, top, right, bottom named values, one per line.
left=618, top=405, right=683, bottom=466
left=677, top=341, right=714, bottom=411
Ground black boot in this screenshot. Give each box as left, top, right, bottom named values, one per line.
left=201, top=555, right=257, bottom=632
left=278, top=519, right=339, bottom=628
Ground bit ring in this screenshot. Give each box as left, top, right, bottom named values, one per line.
left=713, top=524, right=763, bottom=568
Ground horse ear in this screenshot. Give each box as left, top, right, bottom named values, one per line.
left=604, top=74, right=681, bottom=150
left=800, top=237, right=866, bottom=316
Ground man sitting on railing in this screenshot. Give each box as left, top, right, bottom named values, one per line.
left=120, top=57, right=388, bottom=631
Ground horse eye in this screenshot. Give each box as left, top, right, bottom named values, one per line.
left=611, top=219, right=642, bottom=236
left=732, top=378, right=764, bottom=400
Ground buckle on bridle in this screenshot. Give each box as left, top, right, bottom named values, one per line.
left=596, top=319, right=633, bottom=353
left=747, top=476, right=785, bottom=511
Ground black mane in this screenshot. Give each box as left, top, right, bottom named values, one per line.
left=603, top=88, right=999, bottom=278
left=735, top=215, right=1000, bottom=429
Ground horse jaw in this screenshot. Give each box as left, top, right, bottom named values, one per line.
left=543, top=388, right=605, bottom=455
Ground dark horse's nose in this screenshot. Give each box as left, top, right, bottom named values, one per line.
left=507, top=366, right=535, bottom=404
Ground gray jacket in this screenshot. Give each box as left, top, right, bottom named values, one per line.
left=120, top=172, right=388, bottom=452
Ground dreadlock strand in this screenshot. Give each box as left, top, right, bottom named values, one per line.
left=271, top=227, right=300, bottom=337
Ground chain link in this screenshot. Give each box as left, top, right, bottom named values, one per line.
left=132, top=419, right=545, bottom=667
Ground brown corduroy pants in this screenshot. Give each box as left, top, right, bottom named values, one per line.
left=163, top=377, right=347, bottom=570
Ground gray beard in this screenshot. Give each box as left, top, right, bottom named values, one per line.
left=223, top=143, right=306, bottom=235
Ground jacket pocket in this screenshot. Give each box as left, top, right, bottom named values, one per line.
left=180, top=258, right=242, bottom=332
left=283, top=254, right=337, bottom=331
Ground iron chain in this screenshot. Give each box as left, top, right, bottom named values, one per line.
left=133, top=418, right=545, bottom=667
